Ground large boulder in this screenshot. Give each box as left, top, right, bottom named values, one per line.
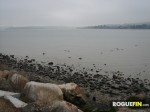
left=23, top=81, right=63, bottom=106
left=58, top=83, right=87, bottom=107
left=58, top=83, right=80, bottom=95
left=8, top=73, right=29, bottom=92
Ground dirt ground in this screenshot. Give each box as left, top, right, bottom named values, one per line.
left=0, top=97, right=21, bottom=112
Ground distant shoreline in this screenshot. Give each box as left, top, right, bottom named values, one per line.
left=1, top=22, right=150, bottom=30
left=78, top=23, right=150, bottom=29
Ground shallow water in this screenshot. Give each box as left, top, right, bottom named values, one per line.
left=0, top=28, right=150, bottom=79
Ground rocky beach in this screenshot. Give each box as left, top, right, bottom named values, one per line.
left=1, top=0, right=150, bottom=111
left=0, top=53, right=150, bottom=112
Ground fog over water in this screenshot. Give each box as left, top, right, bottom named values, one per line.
left=0, top=0, right=150, bottom=26
left=0, top=28, right=150, bottom=79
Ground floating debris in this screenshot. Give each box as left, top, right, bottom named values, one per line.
left=78, top=57, right=82, bottom=60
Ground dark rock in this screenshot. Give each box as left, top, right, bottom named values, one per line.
left=48, top=62, right=53, bottom=66
left=92, top=96, right=96, bottom=102
left=22, top=103, right=38, bottom=112
left=64, top=93, right=86, bottom=108
left=0, top=78, right=14, bottom=92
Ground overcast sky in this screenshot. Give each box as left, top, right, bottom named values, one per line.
left=0, top=0, right=150, bottom=26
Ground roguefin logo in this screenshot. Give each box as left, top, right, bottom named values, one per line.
left=112, top=101, right=149, bottom=107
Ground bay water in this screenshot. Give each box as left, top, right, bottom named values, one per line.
left=0, top=28, right=150, bottom=79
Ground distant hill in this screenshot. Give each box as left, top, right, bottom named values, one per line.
left=80, top=23, right=150, bottom=29
left=3, top=26, right=74, bottom=30
left=1, top=23, right=150, bottom=30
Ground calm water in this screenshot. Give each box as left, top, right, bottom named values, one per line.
left=0, top=28, right=150, bottom=79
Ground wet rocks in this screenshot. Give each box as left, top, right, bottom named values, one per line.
left=48, top=62, right=53, bottom=66
left=0, top=53, right=150, bottom=111
left=111, top=84, right=119, bottom=89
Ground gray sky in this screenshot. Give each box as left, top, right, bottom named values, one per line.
left=0, top=0, right=150, bottom=26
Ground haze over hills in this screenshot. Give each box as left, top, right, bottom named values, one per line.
left=0, top=26, right=75, bottom=30
left=80, top=22, right=150, bottom=29
left=1, top=22, right=150, bottom=30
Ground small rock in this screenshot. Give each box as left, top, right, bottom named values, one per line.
left=3, top=70, right=10, bottom=78
left=92, top=96, right=96, bottom=102
left=135, top=92, right=146, bottom=100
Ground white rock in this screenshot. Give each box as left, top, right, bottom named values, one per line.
left=0, top=90, right=20, bottom=98
left=4, top=95, right=27, bottom=108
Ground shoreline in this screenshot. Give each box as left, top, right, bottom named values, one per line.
left=0, top=53, right=150, bottom=111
